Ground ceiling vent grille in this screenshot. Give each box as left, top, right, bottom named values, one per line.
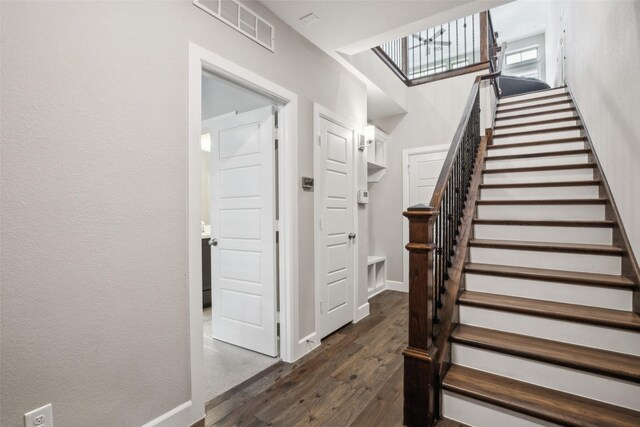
left=194, top=0, right=275, bottom=52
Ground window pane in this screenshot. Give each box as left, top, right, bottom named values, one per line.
left=506, top=53, right=521, bottom=65
left=521, top=48, right=538, bottom=61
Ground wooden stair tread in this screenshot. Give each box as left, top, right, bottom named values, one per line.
left=493, top=125, right=583, bottom=139
left=482, top=162, right=595, bottom=174
left=487, top=136, right=586, bottom=150
left=485, top=148, right=590, bottom=161
left=498, top=92, right=570, bottom=107
left=451, top=324, right=640, bottom=382
left=497, top=99, right=573, bottom=114
left=493, top=115, right=579, bottom=130
left=476, top=198, right=606, bottom=205
left=464, top=262, right=635, bottom=289
left=458, top=291, right=640, bottom=331
left=473, top=218, right=614, bottom=227
left=494, top=107, right=576, bottom=122
left=500, top=86, right=566, bottom=100
left=469, top=238, right=623, bottom=254
left=442, top=365, right=640, bottom=427
left=479, top=180, right=600, bottom=189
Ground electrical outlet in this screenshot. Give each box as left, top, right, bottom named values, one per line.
left=24, top=404, right=53, bottom=427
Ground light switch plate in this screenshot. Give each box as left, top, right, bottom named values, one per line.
left=25, top=404, right=53, bottom=427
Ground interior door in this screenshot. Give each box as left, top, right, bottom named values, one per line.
left=317, top=116, right=355, bottom=339
left=408, top=151, right=447, bottom=207
left=209, top=105, right=278, bottom=357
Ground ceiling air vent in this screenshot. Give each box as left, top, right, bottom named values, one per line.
left=194, top=0, right=275, bottom=52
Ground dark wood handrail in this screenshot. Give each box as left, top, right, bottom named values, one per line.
left=402, top=37, right=507, bottom=427
left=427, top=42, right=507, bottom=211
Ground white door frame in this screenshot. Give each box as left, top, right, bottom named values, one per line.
left=187, top=43, right=300, bottom=422
left=402, top=144, right=450, bottom=289
left=313, top=103, right=361, bottom=340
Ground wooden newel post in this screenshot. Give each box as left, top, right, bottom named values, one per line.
left=403, top=204, right=439, bottom=427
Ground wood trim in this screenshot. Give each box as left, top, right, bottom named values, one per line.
left=499, top=85, right=566, bottom=99
left=566, top=83, right=640, bottom=314
left=499, top=92, right=570, bottom=107
left=371, top=46, right=409, bottom=84
left=408, top=62, right=490, bottom=86
left=494, top=115, right=580, bottom=130
left=486, top=136, right=586, bottom=150
left=479, top=180, right=599, bottom=189
left=189, top=418, right=205, bottom=427
left=482, top=162, right=595, bottom=174
left=480, top=11, right=488, bottom=63
left=485, top=148, right=590, bottom=161
left=494, top=107, right=576, bottom=122
left=476, top=198, right=606, bottom=205
left=496, top=99, right=573, bottom=114
left=459, top=291, right=640, bottom=331
left=492, top=124, right=583, bottom=138
left=469, top=239, right=623, bottom=255
left=472, top=219, right=614, bottom=228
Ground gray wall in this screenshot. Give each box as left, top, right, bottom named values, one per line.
left=546, top=0, right=640, bottom=263
left=0, top=1, right=366, bottom=426
left=370, top=71, right=482, bottom=282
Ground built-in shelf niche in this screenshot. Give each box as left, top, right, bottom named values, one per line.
left=367, top=255, right=386, bottom=299
left=366, top=126, right=389, bottom=182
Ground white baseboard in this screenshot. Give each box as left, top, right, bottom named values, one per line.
left=141, top=401, right=194, bottom=427
left=386, top=280, right=408, bottom=293
left=291, top=332, right=321, bottom=362
left=368, top=285, right=386, bottom=299
left=355, top=301, right=370, bottom=322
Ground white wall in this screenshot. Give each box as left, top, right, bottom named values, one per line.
left=369, top=72, right=483, bottom=282
left=545, top=0, right=640, bottom=262
left=0, top=1, right=366, bottom=426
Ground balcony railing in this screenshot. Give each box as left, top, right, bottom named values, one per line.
left=374, top=11, right=497, bottom=86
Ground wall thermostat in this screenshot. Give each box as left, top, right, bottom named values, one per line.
left=358, top=189, right=369, bottom=204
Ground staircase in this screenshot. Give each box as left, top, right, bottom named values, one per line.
left=439, top=87, right=640, bottom=426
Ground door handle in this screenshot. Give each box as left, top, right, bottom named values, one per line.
left=209, top=238, right=218, bottom=247
left=348, top=233, right=356, bottom=240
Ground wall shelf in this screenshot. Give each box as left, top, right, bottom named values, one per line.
left=367, top=127, right=389, bottom=183
left=367, top=255, right=386, bottom=299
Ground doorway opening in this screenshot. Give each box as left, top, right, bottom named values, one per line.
left=200, top=71, right=281, bottom=402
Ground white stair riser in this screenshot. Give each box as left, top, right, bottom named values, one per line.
left=469, top=247, right=621, bottom=275
left=496, top=110, right=575, bottom=127
left=483, top=168, right=594, bottom=184
left=473, top=223, right=611, bottom=245
left=451, top=344, right=640, bottom=411
left=499, top=87, right=568, bottom=103
left=442, top=391, right=559, bottom=427
left=494, top=119, right=579, bottom=136
left=459, top=306, right=640, bottom=355
left=499, top=95, right=572, bottom=111
left=476, top=203, right=605, bottom=221
left=497, top=101, right=573, bottom=118
left=465, top=274, right=631, bottom=310
left=480, top=185, right=600, bottom=200
left=486, top=141, right=586, bottom=157
left=484, top=154, right=589, bottom=170
left=493, top=129, right=583, bottom=145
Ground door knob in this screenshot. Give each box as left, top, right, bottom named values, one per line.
left=348, top=233, right=356, bottom=240
left=209, top=238, right=218, bottom=247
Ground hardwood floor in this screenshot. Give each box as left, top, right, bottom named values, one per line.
left=205, top=291, right=407, bottom=426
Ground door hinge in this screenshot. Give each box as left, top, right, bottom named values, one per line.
left=320, top=300, right=323, bottom=314
left=274, top=220, right=280, bottom=231
left=319, top=218, right=323, bottom=231
left=318, top=134, right=322, bottom=145
left=276, top=310, right=281, bottom=324
left=273, top=127, right=279, bottom=140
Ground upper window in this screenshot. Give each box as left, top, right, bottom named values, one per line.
left=505, top=46, right=538, bottom=66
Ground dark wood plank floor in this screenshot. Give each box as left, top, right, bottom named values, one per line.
left=205, top=290, right=407, bottom=426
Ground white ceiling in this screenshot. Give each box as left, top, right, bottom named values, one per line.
left=490, top=0, right=550, bottom=42
left=260, top=0, right=511, bottom=55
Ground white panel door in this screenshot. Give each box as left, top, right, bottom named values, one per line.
left=409, top=151, right=447, bottom=207
left=209, top=106, right=277, bottom=357
left=318, top=117, right=355, bottom=339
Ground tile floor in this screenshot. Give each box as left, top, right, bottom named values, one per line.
left=203, top=307, right=279, bottom=402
